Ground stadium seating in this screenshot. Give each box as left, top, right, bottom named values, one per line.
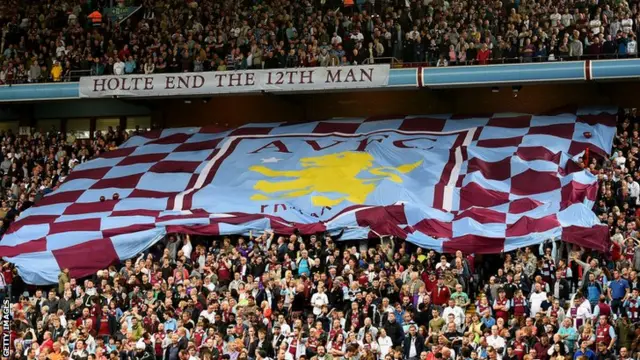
left=0, top=0, right=638, bottom=84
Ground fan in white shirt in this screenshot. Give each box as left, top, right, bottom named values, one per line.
left=627, top=176, right=640, bottom=201
left=331, top=34, right=342, bottom=46
left=622, top=16, right=633, bottom=33
left=310, top=288, right=329, bottom=316
left=113, top=60, right=125, bottom=75
left=614, top=151, right=626, bottom=167
left=181, top=235, right=192, bottom=259
left=377, top=329, right=393, bottom=359
left=590, top=18, right=602, bottom=35
left=199, top=304, right=216, bottom=323
left=486, top=326, right=506, bottom=351
left=628, top=38, right=638, bottom=55
left=561, top=12, right=573, bottom=28
left=276, top=315, right=291, bottom=336
left=529, top=283, right=548, bottom=316
left=442, top=299, right=465, bottom=332
left=550, top=11, right=562, bottom=28
left=576, top=296, right=593, bottom=324
left=350, top=31, right=364, bottom=42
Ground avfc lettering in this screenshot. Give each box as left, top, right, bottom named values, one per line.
left=249, top=135, right=437, bottom=154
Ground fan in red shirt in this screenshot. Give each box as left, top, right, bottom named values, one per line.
left=476, top=44, right=492, bottom=65
left=424, top=272, right=438, bottom=295
left=76, top=307, right=97, bottom=330
left=39, top=331, right=54, bottom=353
left=1, top=263, right=12, bottom=287
left=431, top=276, right=451, bottom=307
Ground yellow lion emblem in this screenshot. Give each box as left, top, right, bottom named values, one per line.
left=249, top=151, right=422, bottom=207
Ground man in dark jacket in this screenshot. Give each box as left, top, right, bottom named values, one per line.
left=552, top=270, right=571, bottom=303
left=164, top=333, right=184, bottom=360
left=602, top=35, right=617, bottom=56
left=133, top=342, right=154, bottom=360
left=248, top=328, right=274, bottom=359
left=596, top=341, right=616, bottom=359
left=402, top=324, right=424, bottom=360
left=383, top=313, right=404, bottom=347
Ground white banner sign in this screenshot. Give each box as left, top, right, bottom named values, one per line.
left=78, top=65, right=390, bottom=98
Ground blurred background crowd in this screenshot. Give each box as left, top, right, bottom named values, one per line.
left=2, top=0, right=640, bottom=83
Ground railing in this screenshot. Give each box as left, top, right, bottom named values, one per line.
left=363, top=57, right=401, bottom=67
left=397, top=52, right=639, bottom=68
left=66, top=70, right=92, bottom=82
left=0, top=69, right=92, bottom=86
left=0, top=52, right=638, bottom=87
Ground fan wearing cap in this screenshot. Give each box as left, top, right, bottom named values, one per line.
left=133, top=341, right=154, bottom=360
left=432, top=275, right=450, bottom=309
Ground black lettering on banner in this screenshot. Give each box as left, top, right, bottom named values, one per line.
left=228, top=73, right=242, bottom=87
left=193, top=75, right=205, bottom=88
left=214, top=74, right=226, bottom=87
left=165, top=76, right=176, bottom=89
left=300, top=70, right=314, bottom=84
left=177, top=76, right=189, bottom=89
left=93, top=78, right=106, bottom=92
left=360, top=68, right=373, bottom=82
left=274, top=71, right=285, bottom=85
left=144, top=77, right=154, bottom=90
left=245, top=73, right=255, bottom=86
left=286, top=70, right=297, bottom=84
left=107, top=78, right=120, bottom=90
left=344, top=69, right=357, bottom=82
left=326, top=69, right=342, bottom=83
left=120, top=78, right=131, bottom=91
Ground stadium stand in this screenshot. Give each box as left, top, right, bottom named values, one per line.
left=0, top=108, right=634, bottom=360
left=1, top=0, right=640, bottom=84
left=0, top=0, right=639, bottom=359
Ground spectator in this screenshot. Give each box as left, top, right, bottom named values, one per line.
left=51, top=61, right=63, bottom=82
left=113, top=58, right=125, bottom=76
left=144, top=58, right=155, bottom=74
left=570, top=31, right=584, bottom=58
left=28, top=60, right=41, bottom=83
left=124, top=56, right=137, bottom=74
left=91, top=58, right=105, bottom=76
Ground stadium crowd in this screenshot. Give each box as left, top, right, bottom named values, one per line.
left=0, top=108, right=639, bottom=360
left=3, top=0, right=640, bottom=83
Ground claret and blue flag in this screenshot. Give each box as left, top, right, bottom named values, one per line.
left=0, top=109, right=616, bottom=284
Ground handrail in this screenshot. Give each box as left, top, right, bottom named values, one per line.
left=0, top=52, right=637, bottom=86
left=66, top=69, right=92, bottom=82
left=399, top=52, right=639, bottom=68
left=363, top=57, right=401, bottom=67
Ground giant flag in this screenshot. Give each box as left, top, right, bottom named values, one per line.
left=0, top=109, right=616, bottom=284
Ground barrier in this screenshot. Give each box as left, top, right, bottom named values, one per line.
left=2, top=59, right=640, bottom=102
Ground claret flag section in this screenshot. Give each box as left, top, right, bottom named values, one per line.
left=0, top=108, right=616, bottom=284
